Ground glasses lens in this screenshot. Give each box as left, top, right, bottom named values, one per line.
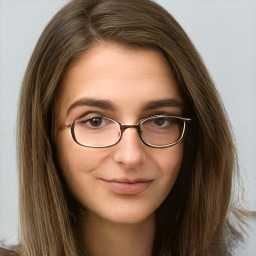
left=73, top=116, right=120, bottom=147
left=140, top=116, right=184, bottom=147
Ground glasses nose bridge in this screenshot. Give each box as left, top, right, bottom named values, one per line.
left=120, top=124, right=140, bottom=132
left=120, top=123, right=140, bottom=134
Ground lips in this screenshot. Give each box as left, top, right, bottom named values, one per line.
left=100, top=178, right=153, bottom=195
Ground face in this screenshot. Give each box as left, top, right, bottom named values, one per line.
left=55, top=43, right=184, bottom=224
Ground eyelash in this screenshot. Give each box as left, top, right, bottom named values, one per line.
left=77, top=111, right=181, bottom=123
left=77, top=111, right=104, bottom=120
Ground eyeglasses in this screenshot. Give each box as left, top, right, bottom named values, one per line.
left=65, top=115, right=191, bottom=148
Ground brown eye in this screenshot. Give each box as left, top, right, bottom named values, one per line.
left=151, top=117, right=174, bottom=128
left=153, top=118, right=166, bottom=127
left=78, top=115, right=107, bottom=129
left=89, top=117, right=104, bottom=127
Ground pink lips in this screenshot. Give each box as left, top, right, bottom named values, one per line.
left=100, top=179, right=153, bottom=195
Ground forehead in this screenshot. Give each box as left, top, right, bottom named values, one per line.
left=56, top=42, right=182, bottom=119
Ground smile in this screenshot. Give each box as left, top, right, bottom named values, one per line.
left=100, top=178, right=154, bottom=196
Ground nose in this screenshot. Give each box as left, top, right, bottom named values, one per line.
left=113, top=128, right=147, bottom=168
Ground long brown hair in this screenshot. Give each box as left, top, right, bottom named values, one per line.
left=17, top=0, right=244, bottom=255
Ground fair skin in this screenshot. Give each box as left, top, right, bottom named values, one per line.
left=55, top=42, right=184, bottom=256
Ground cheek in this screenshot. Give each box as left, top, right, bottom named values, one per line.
left=155, top=143, right=183, bottom=186
left=158, top=144, right=183, bottom=175
left=55, top=133, right=102, bottom=203
left=55, top=131, right=99, bottom=180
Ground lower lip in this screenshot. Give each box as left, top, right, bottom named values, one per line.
left=101, top=180, right=153, bottom=195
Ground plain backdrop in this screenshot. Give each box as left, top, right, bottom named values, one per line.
left=0, top=0, right=255, bottom=254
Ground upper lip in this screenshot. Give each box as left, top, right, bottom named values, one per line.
left=100, top=178, right=154, bottom=184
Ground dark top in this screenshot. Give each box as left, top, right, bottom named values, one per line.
left=0, top=248, right=19, bottom=256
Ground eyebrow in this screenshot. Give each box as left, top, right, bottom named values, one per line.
left=142, top=98, right=184, bottom=111
left=67, top=98, right=116, bottom=116
left=66, top=97, right=184, bottom=117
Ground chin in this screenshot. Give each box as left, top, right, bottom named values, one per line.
left=94, top=205, right=156, bottom=225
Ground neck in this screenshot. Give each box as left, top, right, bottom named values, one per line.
left=78, top=213, right=155, bottom=256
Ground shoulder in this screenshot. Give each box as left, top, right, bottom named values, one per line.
left=0, top=248, right=20, bottom=256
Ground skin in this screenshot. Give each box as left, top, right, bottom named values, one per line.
left=55, top=42, right=184, bottom=256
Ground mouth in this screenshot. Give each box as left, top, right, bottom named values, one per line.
left=99, top=178, right=154, bottom=196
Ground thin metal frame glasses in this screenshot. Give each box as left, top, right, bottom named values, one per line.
left=65, top=115, right=191, bottom=148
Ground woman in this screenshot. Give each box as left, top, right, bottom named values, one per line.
left=1, top=0, right=247, bottom=255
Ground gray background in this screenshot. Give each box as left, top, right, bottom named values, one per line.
left=0, top=0, right=255, bottom=254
